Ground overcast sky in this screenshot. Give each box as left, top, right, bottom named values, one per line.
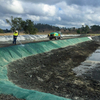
left=0, top=0, right=100, bottom=29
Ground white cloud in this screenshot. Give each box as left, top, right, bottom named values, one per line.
left=0, top=19, right=10, bottom=28
left=57, top=17, right=61, bottom=21
left=0, top=0, right=24, bottom=14
left=1, top=0, right=100, bottom=29
left=22, top=2, right=56, bottom=17
left=27, top=15, right=40, bottom=21
left=42, top=17, right=51, bottom=21
left=43, top=4, right=56, bottom=16
left=8, top=0, right=24, bottom=13
left=56, top=1, right=81, bottom=17
left=55, top=24, right=66, bottom=28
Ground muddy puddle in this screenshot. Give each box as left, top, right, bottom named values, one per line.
left=7, top=41, right=100, bottom=100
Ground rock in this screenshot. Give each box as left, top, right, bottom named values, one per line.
left=55, top=85, right=59, bottom=89
left=36, top=76, right=44, bottom=82
left=30, top=75, right=32, bottom=78
left=56, top=76, right=64, bottom=80
left=73, top=80, right=84, bottom=85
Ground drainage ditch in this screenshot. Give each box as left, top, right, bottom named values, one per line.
left=7, top=41, right=100, bottom=100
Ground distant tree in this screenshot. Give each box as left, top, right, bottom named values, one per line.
left=77, top=28, right=81, bottom=34
left=68, top=28, right=71, bottom=31
left=6, top=16, right=23, bottom=32
left=5, top=29, right=8, bottom=33
left=6, top=16, right=38, bottom=34
left=81, top=25, right=85, bottom=33
left=0, top=29, right=4, bottom=33
left=72, top=27, right=75, bottom=31
left=81, top=25, right=90, bottom=34
left=56, top=27, right=60, bottom=31
left=84, top=25, right=90, bottom=33
left=91, top=25, right=100, bottom=32
left=43, top=30, right=45, bottom=32
left=62, top=27, right=67, bottom=32
left=22, top=19, right=38, bottom=34
left=34, top=23, right=61, bottom=32
left=64, top=29, right=66, bottom=32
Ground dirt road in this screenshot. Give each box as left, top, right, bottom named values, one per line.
left=0, top=36, right=80, bottom=48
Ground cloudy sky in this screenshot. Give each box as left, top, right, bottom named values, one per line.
left=0, top=0, right=100, bottom=29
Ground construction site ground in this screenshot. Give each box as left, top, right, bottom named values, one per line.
left=0, top=37, right=100, bottom=100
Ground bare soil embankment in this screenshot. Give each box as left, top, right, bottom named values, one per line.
left=7, top=41, right=100, bottom=100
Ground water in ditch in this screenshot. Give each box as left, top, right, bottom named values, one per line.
left=73, top=46, right=100, bottom=82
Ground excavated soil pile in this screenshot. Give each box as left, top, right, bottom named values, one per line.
left=7, top=41, right=100, bottom=100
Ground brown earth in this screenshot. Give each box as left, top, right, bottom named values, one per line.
left=6, top=41, right=100, bottom=100
left=0, top=94, right=24, bottom=100
left=0, top=32, right=25, bottom=36
left=0, top=31, right=52, bottom=36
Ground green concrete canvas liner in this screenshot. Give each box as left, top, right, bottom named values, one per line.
left=0, top=37, right=91, bottom=100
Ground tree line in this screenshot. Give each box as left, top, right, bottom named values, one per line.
left=76, top=25, right=100, bottom=34
left=6, top=16, right=38, bottom=34
left=0, top=16, right=61, bottom=34
left=34, top=23, right=60, bottom=32
left=0, top=16, right=100, bottom=34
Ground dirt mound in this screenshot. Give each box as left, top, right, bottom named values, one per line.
left=7, top=41, right=100, bottom=100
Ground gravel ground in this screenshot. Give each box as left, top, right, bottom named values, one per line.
left=7, top=40, right=100, bottom=100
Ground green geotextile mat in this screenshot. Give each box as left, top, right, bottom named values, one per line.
left=0, top=37, right=91, bottom=100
